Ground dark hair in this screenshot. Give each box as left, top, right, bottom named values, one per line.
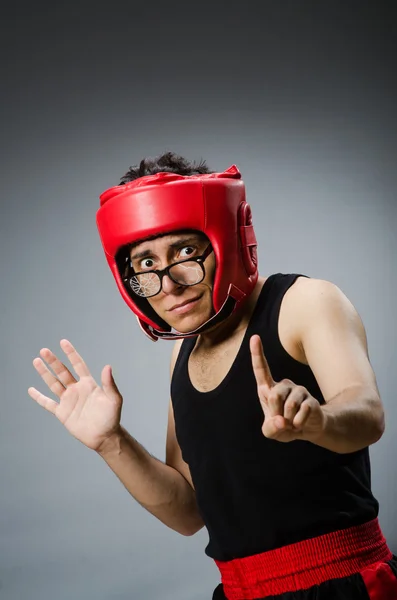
left=119, top=151, right=213, bottom=184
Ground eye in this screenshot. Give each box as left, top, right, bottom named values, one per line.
left=179, top=246, right=196, bottom=258
left=139, top=258, right=155, bottom=271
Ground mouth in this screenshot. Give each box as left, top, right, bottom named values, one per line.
left=168, top=294, right=203, bottom=314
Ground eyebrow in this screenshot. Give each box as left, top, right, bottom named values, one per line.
left=130, top=236, right=203, bottom=262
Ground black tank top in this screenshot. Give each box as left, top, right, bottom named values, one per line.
left=170, top=273, right=379, bottom=561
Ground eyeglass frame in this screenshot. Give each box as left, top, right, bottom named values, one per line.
left=122, top=243, right=214, bottom=299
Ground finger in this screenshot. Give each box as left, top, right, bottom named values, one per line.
left=28, top=386, right=58, bottom=415
left=262, top=415, right=292, bottom=439
left=101, top=365, right=122, bottom=402
left=33, top=357, right=66, bottom=398
left=250, top=335, right=275, bottom=390
left=39, top=348, right=77, bottom=387
left=283, top=386, right=308, bottom=423
left=292, top=399, right=313, bottom=430
left=266, top=381, right=293, bottom=417
left=59, top=339, right=91, bottom=378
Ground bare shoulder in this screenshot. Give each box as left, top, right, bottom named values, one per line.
left=287, top=275, right=345, bottom=298
left=280, top=276, right=367, bottom=364
left=285, top=276, right=362, bottom=325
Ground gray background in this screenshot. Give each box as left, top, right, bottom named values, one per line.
left=1, top=2, right=396, bottom=599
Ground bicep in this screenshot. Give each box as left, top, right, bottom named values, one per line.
left=298, top=279, right=379, bottom=402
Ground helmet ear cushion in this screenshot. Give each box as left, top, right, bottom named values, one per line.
left=237, top=203, right=257, bottom=276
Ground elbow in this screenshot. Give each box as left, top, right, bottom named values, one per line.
left=179, top=520, right=205, bottom=537
left=181, top=525, right=203, bottom=537
left=369, top=403, right=385, bottom=445
left=167, top=522, right=202, bottom=537
left=179, top=529, right=194, bottom=537
left=372, top=415, right=385, bottom=444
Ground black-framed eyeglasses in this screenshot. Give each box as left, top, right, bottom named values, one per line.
left=123, top=244, right=213, bottom=298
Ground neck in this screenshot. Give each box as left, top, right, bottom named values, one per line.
left=196, top=277, right=266, bottom=348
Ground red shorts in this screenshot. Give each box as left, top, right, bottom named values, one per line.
left=213, top=519, right=397, bottom=599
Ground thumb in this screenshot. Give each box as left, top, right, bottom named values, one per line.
left=262, top=415, right=292, bottom=439
left=101, top=365, right=122, bottom=402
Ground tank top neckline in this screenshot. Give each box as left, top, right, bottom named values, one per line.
left=183, top=274, right=277, bottom=398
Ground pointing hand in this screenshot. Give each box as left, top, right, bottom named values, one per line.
left=249, top=335, right=325, bottom=442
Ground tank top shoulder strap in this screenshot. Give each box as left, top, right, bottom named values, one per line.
left=253, top=273, right=309, bottom=335
left=171, top=273, right=309, bottom=394
left=171, top=336, right=195, bottom=390
left=247, top=272, right=326, bottom=401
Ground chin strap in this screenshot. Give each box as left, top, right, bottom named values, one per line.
left=138, top=284, right=246, bottom=341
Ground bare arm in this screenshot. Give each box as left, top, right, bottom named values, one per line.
left=249, top=278, right=385, bottom=452
left=97, top=426, right=203, bottom=536
left=98, top=339, right=204, bottom=536
left=296, top=278, right=385, bottom=452
left=29, top=338, right=204, bottom=536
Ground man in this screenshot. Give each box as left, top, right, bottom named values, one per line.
left=29, top=152, right=396, bottom=599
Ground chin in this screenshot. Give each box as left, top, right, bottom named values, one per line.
left=167, top=310, right=214, bottom=333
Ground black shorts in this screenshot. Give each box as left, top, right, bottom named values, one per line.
left=212, top=554, right=397, bottom=599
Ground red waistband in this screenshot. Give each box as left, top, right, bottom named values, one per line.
left=214, top=518, right=392, bottom=600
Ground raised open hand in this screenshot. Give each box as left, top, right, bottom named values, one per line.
left=28, top=339, right=123, bottom=451
left=249, top=334, right=325, bottom=442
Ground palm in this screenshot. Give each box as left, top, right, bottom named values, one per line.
left=28, top=339, right=122, bottom=451
left=56, top=377, right=121, bottom=449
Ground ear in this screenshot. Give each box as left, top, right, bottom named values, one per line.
left=237, top=202, right=258, bottom=276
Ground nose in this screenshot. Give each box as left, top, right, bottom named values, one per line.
left=161, top=273, right=183, bottom=294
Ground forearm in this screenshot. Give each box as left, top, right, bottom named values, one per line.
left=97, top=426, right=203, bottom=536
left=307, top=387, right=385, bottom=453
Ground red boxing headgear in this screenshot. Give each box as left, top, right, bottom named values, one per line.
left=96, top=165, right=258, bottom=341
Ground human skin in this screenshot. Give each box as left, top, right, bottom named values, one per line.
left=29, top=233, right=385, bottom=538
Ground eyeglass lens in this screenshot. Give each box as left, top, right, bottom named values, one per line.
left=130, top=260, right=204, bottom=298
